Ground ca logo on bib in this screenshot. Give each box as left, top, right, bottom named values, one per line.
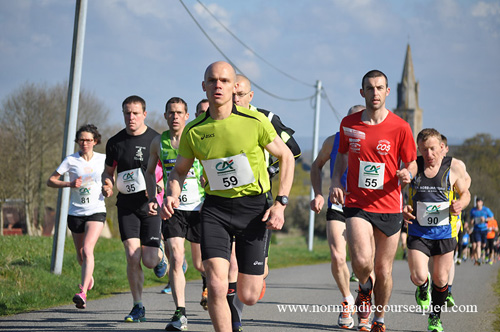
left=117, top=168, right=147, bottom=194
left=416, top=201, right=450, bottom=227
left=358, top=161, right=385, bottom=190
left=202, top=153, right=255, bottom=191
left=216, top=159, right=235, bottom=172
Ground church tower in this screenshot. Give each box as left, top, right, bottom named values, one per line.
left=393, top=44, right=423, bottom=141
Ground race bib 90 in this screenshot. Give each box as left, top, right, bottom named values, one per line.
left=416, top=201, right=450, bottom=227
left=202, top=153, right=255, bottom=191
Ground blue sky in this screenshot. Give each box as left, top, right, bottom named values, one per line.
left=1, top=0, right=499, bottom=147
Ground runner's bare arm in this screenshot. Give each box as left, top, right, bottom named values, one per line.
left=145, top=135, right=160, bottom=215
left=450, top=158, right=471, bottom=215
left=101, top=164, right=116, bottom=197
left=310, top=135, right=335, bottom=213
left=403, top=205, right=415, bottom=224
left=397, top=160, right=417, bottom=186
left=262, top=135, right=295, bottom=230
left=47, top=171, right=82, bottom=188
left=455, top=158, right=471, bottom=187
left=329, top=152, right=348, bottom=206
left=162, top=155, right=194, bottom=219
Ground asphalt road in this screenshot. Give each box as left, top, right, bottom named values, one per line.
left=1, top=259, right=498, bottom=332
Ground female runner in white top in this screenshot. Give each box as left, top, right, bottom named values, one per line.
left=47, top=124, right=106, bottom=309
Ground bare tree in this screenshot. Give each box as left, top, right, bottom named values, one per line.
left=0, top=82, right=110, bottom=235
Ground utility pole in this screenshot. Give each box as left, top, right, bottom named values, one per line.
left=308, top=80, right=322, bottom=251
left=51, top=0, right=88, bottom=274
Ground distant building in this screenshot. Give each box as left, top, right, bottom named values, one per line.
left=393, top=44, right=423, bottom=141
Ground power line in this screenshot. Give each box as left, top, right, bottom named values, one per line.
left=196, top=0, right=315, bottom=88
left=321, top=89, right=342, bottom=122
left=179, top=0, right=315, bottom=102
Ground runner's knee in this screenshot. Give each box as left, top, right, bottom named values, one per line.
left=330, top=248, right=347, bottom=267
left=410, top=271, right=428, bottom=286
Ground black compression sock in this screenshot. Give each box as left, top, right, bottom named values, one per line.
left=176, top=306, right=186, bottom=316
left=227, top=282, right=241, bottom=324
left=431, top=283, right=448, bottom=318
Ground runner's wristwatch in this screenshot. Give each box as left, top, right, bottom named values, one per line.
left=275, top=195, right=289, bottom=206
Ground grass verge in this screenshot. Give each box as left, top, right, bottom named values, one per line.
left=0, top=233, right=330, bottom=316
left=494, top=267, right=500, bottom=332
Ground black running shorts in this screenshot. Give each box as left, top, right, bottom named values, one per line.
left=407, top=235, right=457, bottom=257
left=163, top=210, right=202, bottom=244
left=67, top=213, right=106, bottom=233
left=201, top=194, right=269, bottom=275
left=343, top=207, right=403, bottom=237
left=472, top=229, right=488, bottom=244
left=117, top=203, right=162, bottom=247
left=265, top=229, right=272, bottom=258
left=326, top=208, right=346, bottom=222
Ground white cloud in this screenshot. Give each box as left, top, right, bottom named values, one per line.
left=193, top=2, right=231, bottom=33
left=92, top=1, right=174, bottom=32
left=31, top=33, right=53, bottom=48
left=39, top=0, right=67, bottom=6
left=471, top=1, right=500, bottom=17
left=90, top=1, right=182, bottom=62
left=237, top=54, right=262, bottom=81
left=122, top=0, right=169, bottom=19
left=434, top=0, right=461, bottom=24
left=330, top=0, right=391, bottom=32
left=471, top=1, right=500, bottom=38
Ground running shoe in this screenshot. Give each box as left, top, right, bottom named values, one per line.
left=154, top=243, right=168, bottom=278
left=200, top=287, right=208, bottom=310
left=355, top=287, right=372, bottom=319
left=370, top=321, right=386, bottom=332
left=355, top=282, right=372, bottom=332
left=165, top=309, right=188, bottom=331
left=337, top=301, right=355, bottom=329
left=258, top=279, right=267, bottom=301
left=72, top=285, right=86, bottom=309
left=124, top=304, right=146, bottom=322
left=182, top=258, right=188, bottom=274
left=427, top=313, right=443, bottom=332
left=358, top=317, right=371, bottom=332
left=446, top=291, right=455, bottom=307
left=350, top=272, right=359, bottom=282
left=161, top=282, right=172, bottom=294
left=415, top=273, right=431, bottom=311
left=232, top=323, right=243, bottom=332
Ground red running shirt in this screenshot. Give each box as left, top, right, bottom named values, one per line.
left=338, top=111, right=416, bottom=213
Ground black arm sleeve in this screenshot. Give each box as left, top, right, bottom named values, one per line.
left=258, top=108, right=301, bottom=161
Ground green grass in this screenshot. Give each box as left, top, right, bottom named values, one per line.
left=0, top=233, right=331, bottom=316
left=494, top=267, right=500, bottom=332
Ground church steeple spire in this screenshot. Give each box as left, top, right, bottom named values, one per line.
left=393, top=43, right=423, bottom=140
left=398, top=44, right=419, bottom=109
